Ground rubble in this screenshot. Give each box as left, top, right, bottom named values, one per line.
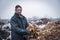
left=0, top=23, right=11, bottom=40
left=25, top=21, right=60, bottom=40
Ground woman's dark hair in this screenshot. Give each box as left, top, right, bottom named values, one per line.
left=15, top=5, right=22, bottom=9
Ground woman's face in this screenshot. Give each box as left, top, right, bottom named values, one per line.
left=15, top=7, right=22, bottom=15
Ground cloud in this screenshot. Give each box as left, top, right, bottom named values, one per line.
left=0, top=0, right=60, bottom=19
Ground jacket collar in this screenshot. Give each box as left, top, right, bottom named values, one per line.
left=14, top=13, right=24, bottom=19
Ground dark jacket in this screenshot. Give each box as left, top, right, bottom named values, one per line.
left=10, top=13, right=30, bottom=40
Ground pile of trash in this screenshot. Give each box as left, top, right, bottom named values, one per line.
left=25, top=21, right=60, bottom=40
left=0, top=29, right=10, bottom=40
left=26, top=24, right=41, bottom=39
left=0, top=23, right=11, bottom=40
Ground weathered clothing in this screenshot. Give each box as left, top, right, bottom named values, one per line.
left=10, top=13, right=29, bottom=40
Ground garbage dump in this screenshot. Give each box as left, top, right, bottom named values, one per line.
left=25, top=21, right=60, bottom=40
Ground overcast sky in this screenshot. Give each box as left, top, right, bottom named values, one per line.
left=0, top=0, right=60, bottom=19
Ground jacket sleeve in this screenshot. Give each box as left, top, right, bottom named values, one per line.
left=10, top=17, right=30, bottom=35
